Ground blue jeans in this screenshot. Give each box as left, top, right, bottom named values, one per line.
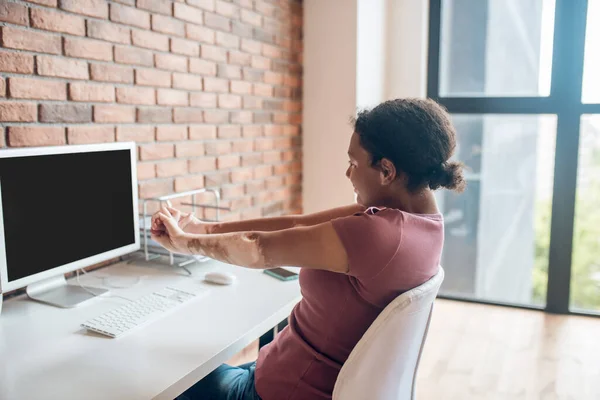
left=176, top=362, right=261, bottom=400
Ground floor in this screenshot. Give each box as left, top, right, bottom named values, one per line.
left=227, top=300, right=600, bottom=399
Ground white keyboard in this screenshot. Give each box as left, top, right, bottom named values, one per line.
left=81, top=286, right=208, bottom=338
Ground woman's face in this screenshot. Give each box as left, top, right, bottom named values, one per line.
left=345, top=132, right=384, bottom=206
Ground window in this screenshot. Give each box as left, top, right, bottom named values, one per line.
left=429, top=0, right=600, bottom=315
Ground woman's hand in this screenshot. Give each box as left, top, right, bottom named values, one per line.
left=151, top=206, right=193, bottom=255
left=152, top=204, right=213, bottom=235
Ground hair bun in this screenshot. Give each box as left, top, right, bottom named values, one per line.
left=429, top=161, right=466, bottom=192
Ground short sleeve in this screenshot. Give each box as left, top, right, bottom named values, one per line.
left=331, top=208, right=403, bottom=279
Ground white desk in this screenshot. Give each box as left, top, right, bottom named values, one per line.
left=0, top=259, right=302, bottom=400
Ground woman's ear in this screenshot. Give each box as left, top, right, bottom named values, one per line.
left=379, top=158, right=397, bottom=185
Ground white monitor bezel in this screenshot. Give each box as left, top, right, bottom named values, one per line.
left=0, top=142, right=140, bottom=292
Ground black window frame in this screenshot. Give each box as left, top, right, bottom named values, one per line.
left=427, top=0, right=600, bottom=316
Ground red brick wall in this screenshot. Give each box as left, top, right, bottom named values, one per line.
left=0, top=0, right=303, bottom=221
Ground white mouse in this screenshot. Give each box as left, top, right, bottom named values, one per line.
left=204, top=271, right=236, bottom=285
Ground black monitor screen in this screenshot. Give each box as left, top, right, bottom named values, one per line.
left=0, top=149, right=136, bottom=282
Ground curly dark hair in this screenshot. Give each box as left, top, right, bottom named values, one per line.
left=353, top=98, right=466, bottom=192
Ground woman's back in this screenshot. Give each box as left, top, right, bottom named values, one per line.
left=254, top=207, right=443, bottom=400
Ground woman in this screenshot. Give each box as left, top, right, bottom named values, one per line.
left=151, top=98, right=465, bottom=400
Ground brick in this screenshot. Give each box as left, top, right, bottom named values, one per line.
left=229, top=50, right=251, bottom=66
left=157, top=160, right=187, bottom=177
left=204, top=110, right=229, bottom=123
left=37, top=56, right=88, bottom=80
left=189, top=59, right=217, bottom=75
left=0, top=2, right=28, bottom=25
left=188, top=0, right=215, bottom=11
left=218, top=94, right=242, bottom=109
left=31, top=8, right=85, bottom=35
left=218, top=125, right=241, bottom=139
left=254, top=111, right=271, bottom=123
left=251, top=55, right=270, bottom=70
left=263, top=151, right=281, bottom=164
left=65, top=37, right=113, bottom=62
left=254, top=83, right=273, bottom=97
left=264, top=124, right=283, bottom=136
left=216, top=31, right=238, bottom=49
left=201, top=45, right=228, bottom=63
left=241, top=39, right=261, bottom=55
left=263, top=44, right=282, bottom=60
left=174, top=3, right=203, bottom=24
left=137, top=107, right=172, bottom=123
left=216, top=1, right=237, bottom=18
left=67, top=126, right=115, bottom=144
left=242, top=125, right=262, bottom=138
left=189, top=125, right=216, bottom=139
left=232, top=140, right=254, bottom=153
left=230, top=111, right=252, bottom=124
left=171, top=38, right=200, bottom=56
left=205, top=12, right=230, bottom=31
left=255, top=138, right=275, bottom=151
left=8, top=77, right=66, bottom=101
left=91, top=63, right=134, bottom=83
left=152, top=14, right=185, bottom=37
left=139, top=180, right=173, bottom=199
left=231, top=167, right=253, bottom=183
left=94, top=105, right=136, bottom=122
left=156, top=126, right=187, bottom=141
left=116, top=86, right=155, bottom=105
left=231, top=80, right=252, bottom=95
left=0, top=51, right=34, bottom=74
left=241, top=208, right=262, bottom=220
left=243, top=68, right=263, bottom=82
left=221, top=184, right=244, bottom=199
left=117, top=125, right=155, bottom=141
left=175, top=176, right=204, bottom=192
left=190, top=92, right=217, bottom=108
left=254, top=165, right=272, bottom=179
left=110, top=3, right=150, bottom=28
left=186, top=24, right=215, bottom=44
left=137, top=0, right=172, bottom=15
left=264, top=71, right=284, bottom=85
left=255, top=0, right=276, bottom=17
left=155, top=53, right=188, bottom=72
left=29, top=0, right=57, bottom=6
left=255, top=27, right=275, bottom=44
left=115, top=46, right=154, bottom=67
left=217, top=64, right=241, bottom=80
left=88, top=20, right=130, bottom=44
left=189, top=157, right=216, bottom=172
left=137, top=163, right=156, bottom=180
left=242, top=153, right=262, bottom=167
left=8, top=126, right=65, bottom=147
left=230, top=197, right=252, bottom=210
left=205, top=140, right=231, bottom=155
left=241, top=10, right=261, bottom=26
left=176, top=142, right=205, bottom=157
left=136, top=68, right=171, bottom=87
left=243, top=96, right=262, bottom=109
left=204, top=171, right=230, bottom=186
left=204, top=77, right=228, bottom=93
left=0, top=77, right=5, bottom=98
left=245, top=179, right=264, bottom=193
left=172, top=73, right=202, bottom=91
left=157, top=89, right=188, bottom=106
left=132, top=29, right=169, bottom=51
left=59, top=0, right=108, bottom=18
left=1, top=27, right=61, bottom=55
left=174, top=108, right=204, bottom=123
left=0, top=102, right=37, bottom=122
left=140, top=143, right=175, bottom=160
left=40, top=104, right=92, bottom=123
left=233, top=0, right=252, bottom=8
left=263, top=100, right=283, bottom=111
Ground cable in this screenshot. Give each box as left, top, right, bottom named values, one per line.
left=76, top=269, right=134, bottom=303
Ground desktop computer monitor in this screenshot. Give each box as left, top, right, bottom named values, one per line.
left=0, top=142, right=139, bottom=308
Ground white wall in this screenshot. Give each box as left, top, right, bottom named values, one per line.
left=303, top=0, right=429, bottom=213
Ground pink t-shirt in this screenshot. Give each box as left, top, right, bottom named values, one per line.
left=255, top=207, right=443, bottom=400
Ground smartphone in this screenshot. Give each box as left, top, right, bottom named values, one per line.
left=264, top=267, right=299, bottom=281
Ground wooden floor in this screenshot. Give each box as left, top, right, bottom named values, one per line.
left=228, top=300, right=600, bottom=399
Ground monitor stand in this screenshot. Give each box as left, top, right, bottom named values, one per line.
left=26, top=275, right=108, bottom=308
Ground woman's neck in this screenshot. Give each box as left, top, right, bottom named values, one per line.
left=372, top=189, right=440, bottom=214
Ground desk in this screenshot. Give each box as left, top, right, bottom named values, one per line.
left=0, top=259, right=302, bottom=400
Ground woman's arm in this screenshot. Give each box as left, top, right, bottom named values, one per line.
left=153, top=209, right=349, bottom=273
left=170, top=203, right=366, bottom=234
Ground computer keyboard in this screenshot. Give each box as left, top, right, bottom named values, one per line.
left=81, top=286, right=208, bottom=338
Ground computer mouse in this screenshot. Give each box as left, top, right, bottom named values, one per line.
left=204, top=271, right=237, bottom=285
